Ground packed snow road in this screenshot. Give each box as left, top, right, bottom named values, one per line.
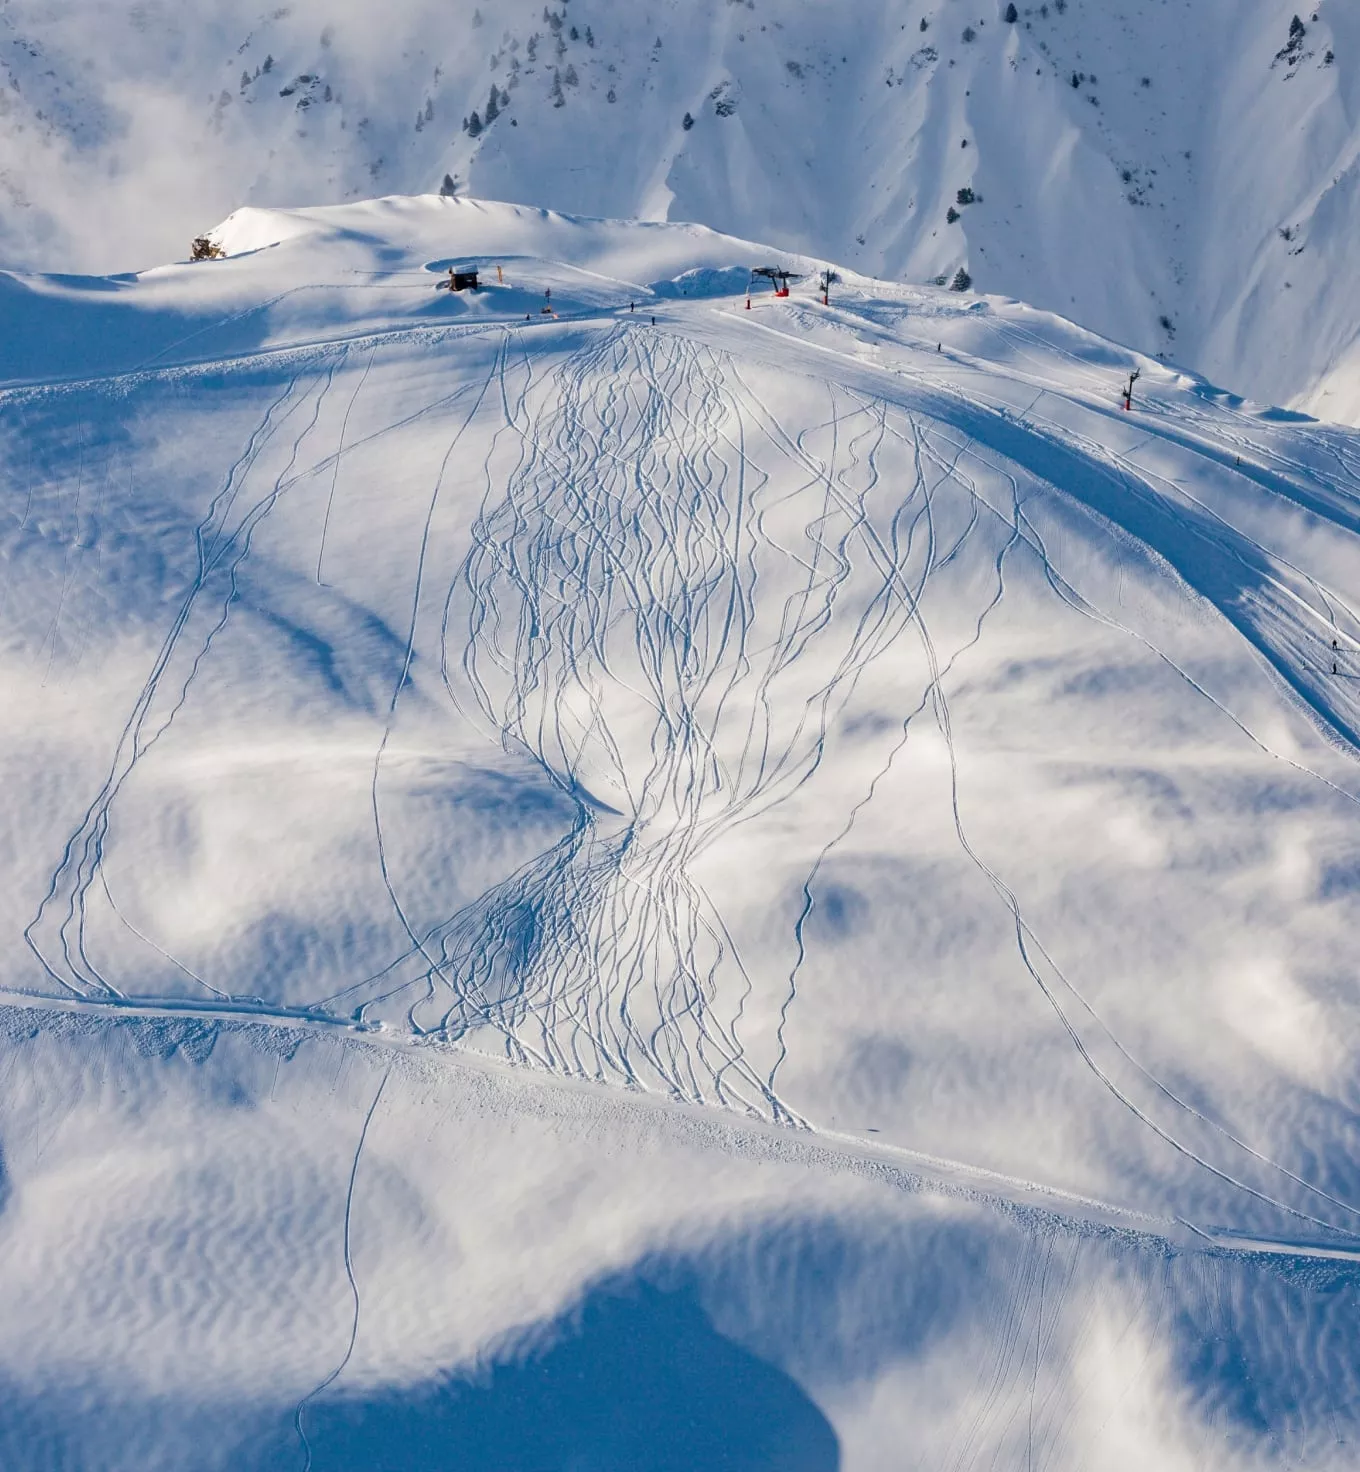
left=3, top=196, right=1360, bottom=1468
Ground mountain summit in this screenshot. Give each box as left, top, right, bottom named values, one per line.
left=2, top=0, right=1358, bottom=418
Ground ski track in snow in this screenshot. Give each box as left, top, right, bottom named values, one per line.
left=11, top=273, right=1360, bottom=1242
left=292, top=1065, right=390, bottom=1472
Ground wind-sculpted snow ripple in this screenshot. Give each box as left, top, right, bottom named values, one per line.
left=412, top=328, right=934, bottom=1115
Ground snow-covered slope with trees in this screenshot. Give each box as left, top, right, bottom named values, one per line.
left=1, top=1, right=1359, bottom=419
left=4, top=193, right=1360, bottom=1467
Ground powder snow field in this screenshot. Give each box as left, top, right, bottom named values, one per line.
left=4, top=194, right=1360, bottom=1467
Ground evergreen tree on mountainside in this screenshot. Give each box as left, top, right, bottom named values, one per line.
left=1276, top=14, right=1306, bottom=62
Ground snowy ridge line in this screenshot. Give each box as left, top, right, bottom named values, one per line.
left=731, top=300, right=1353, bottom=538
left=949, top=398, right=1360, bottom=785
left=969, top=398, right=1360, bottom=776
left=133, top=279, right=442, bottom=374
left=732, top=297, right=1358, bottom=531
left=0, top=293, right=635, bottom=400
left=3, top=986, right=1358, bottom=1272
left=722, top=305, right=1360, bottom=776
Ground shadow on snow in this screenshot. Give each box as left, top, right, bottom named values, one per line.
left=283, top=1278, right=838, bottom=1472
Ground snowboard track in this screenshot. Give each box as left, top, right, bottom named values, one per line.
left=14, top=303, right=1360, bottom=1229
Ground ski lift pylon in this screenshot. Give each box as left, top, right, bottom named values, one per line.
left=1122, top=368, right=1141, bottom=411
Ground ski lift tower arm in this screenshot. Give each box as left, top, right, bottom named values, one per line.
left=752, top=265, right=802, bottom=298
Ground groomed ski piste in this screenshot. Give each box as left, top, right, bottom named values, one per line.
left=4, top=193, right=1360, bottom=1468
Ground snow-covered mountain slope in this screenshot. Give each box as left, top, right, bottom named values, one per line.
left=5, top=194, right=1360, bottom=1466
left=2, top=1, right=1359, bottom=421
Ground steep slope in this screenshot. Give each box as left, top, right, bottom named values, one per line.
left=1, top=1, right=1359, bottom=420
left=5, top=193, right=1360, bottom=1467
left=4, top=190, right=1360, bottom=1214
